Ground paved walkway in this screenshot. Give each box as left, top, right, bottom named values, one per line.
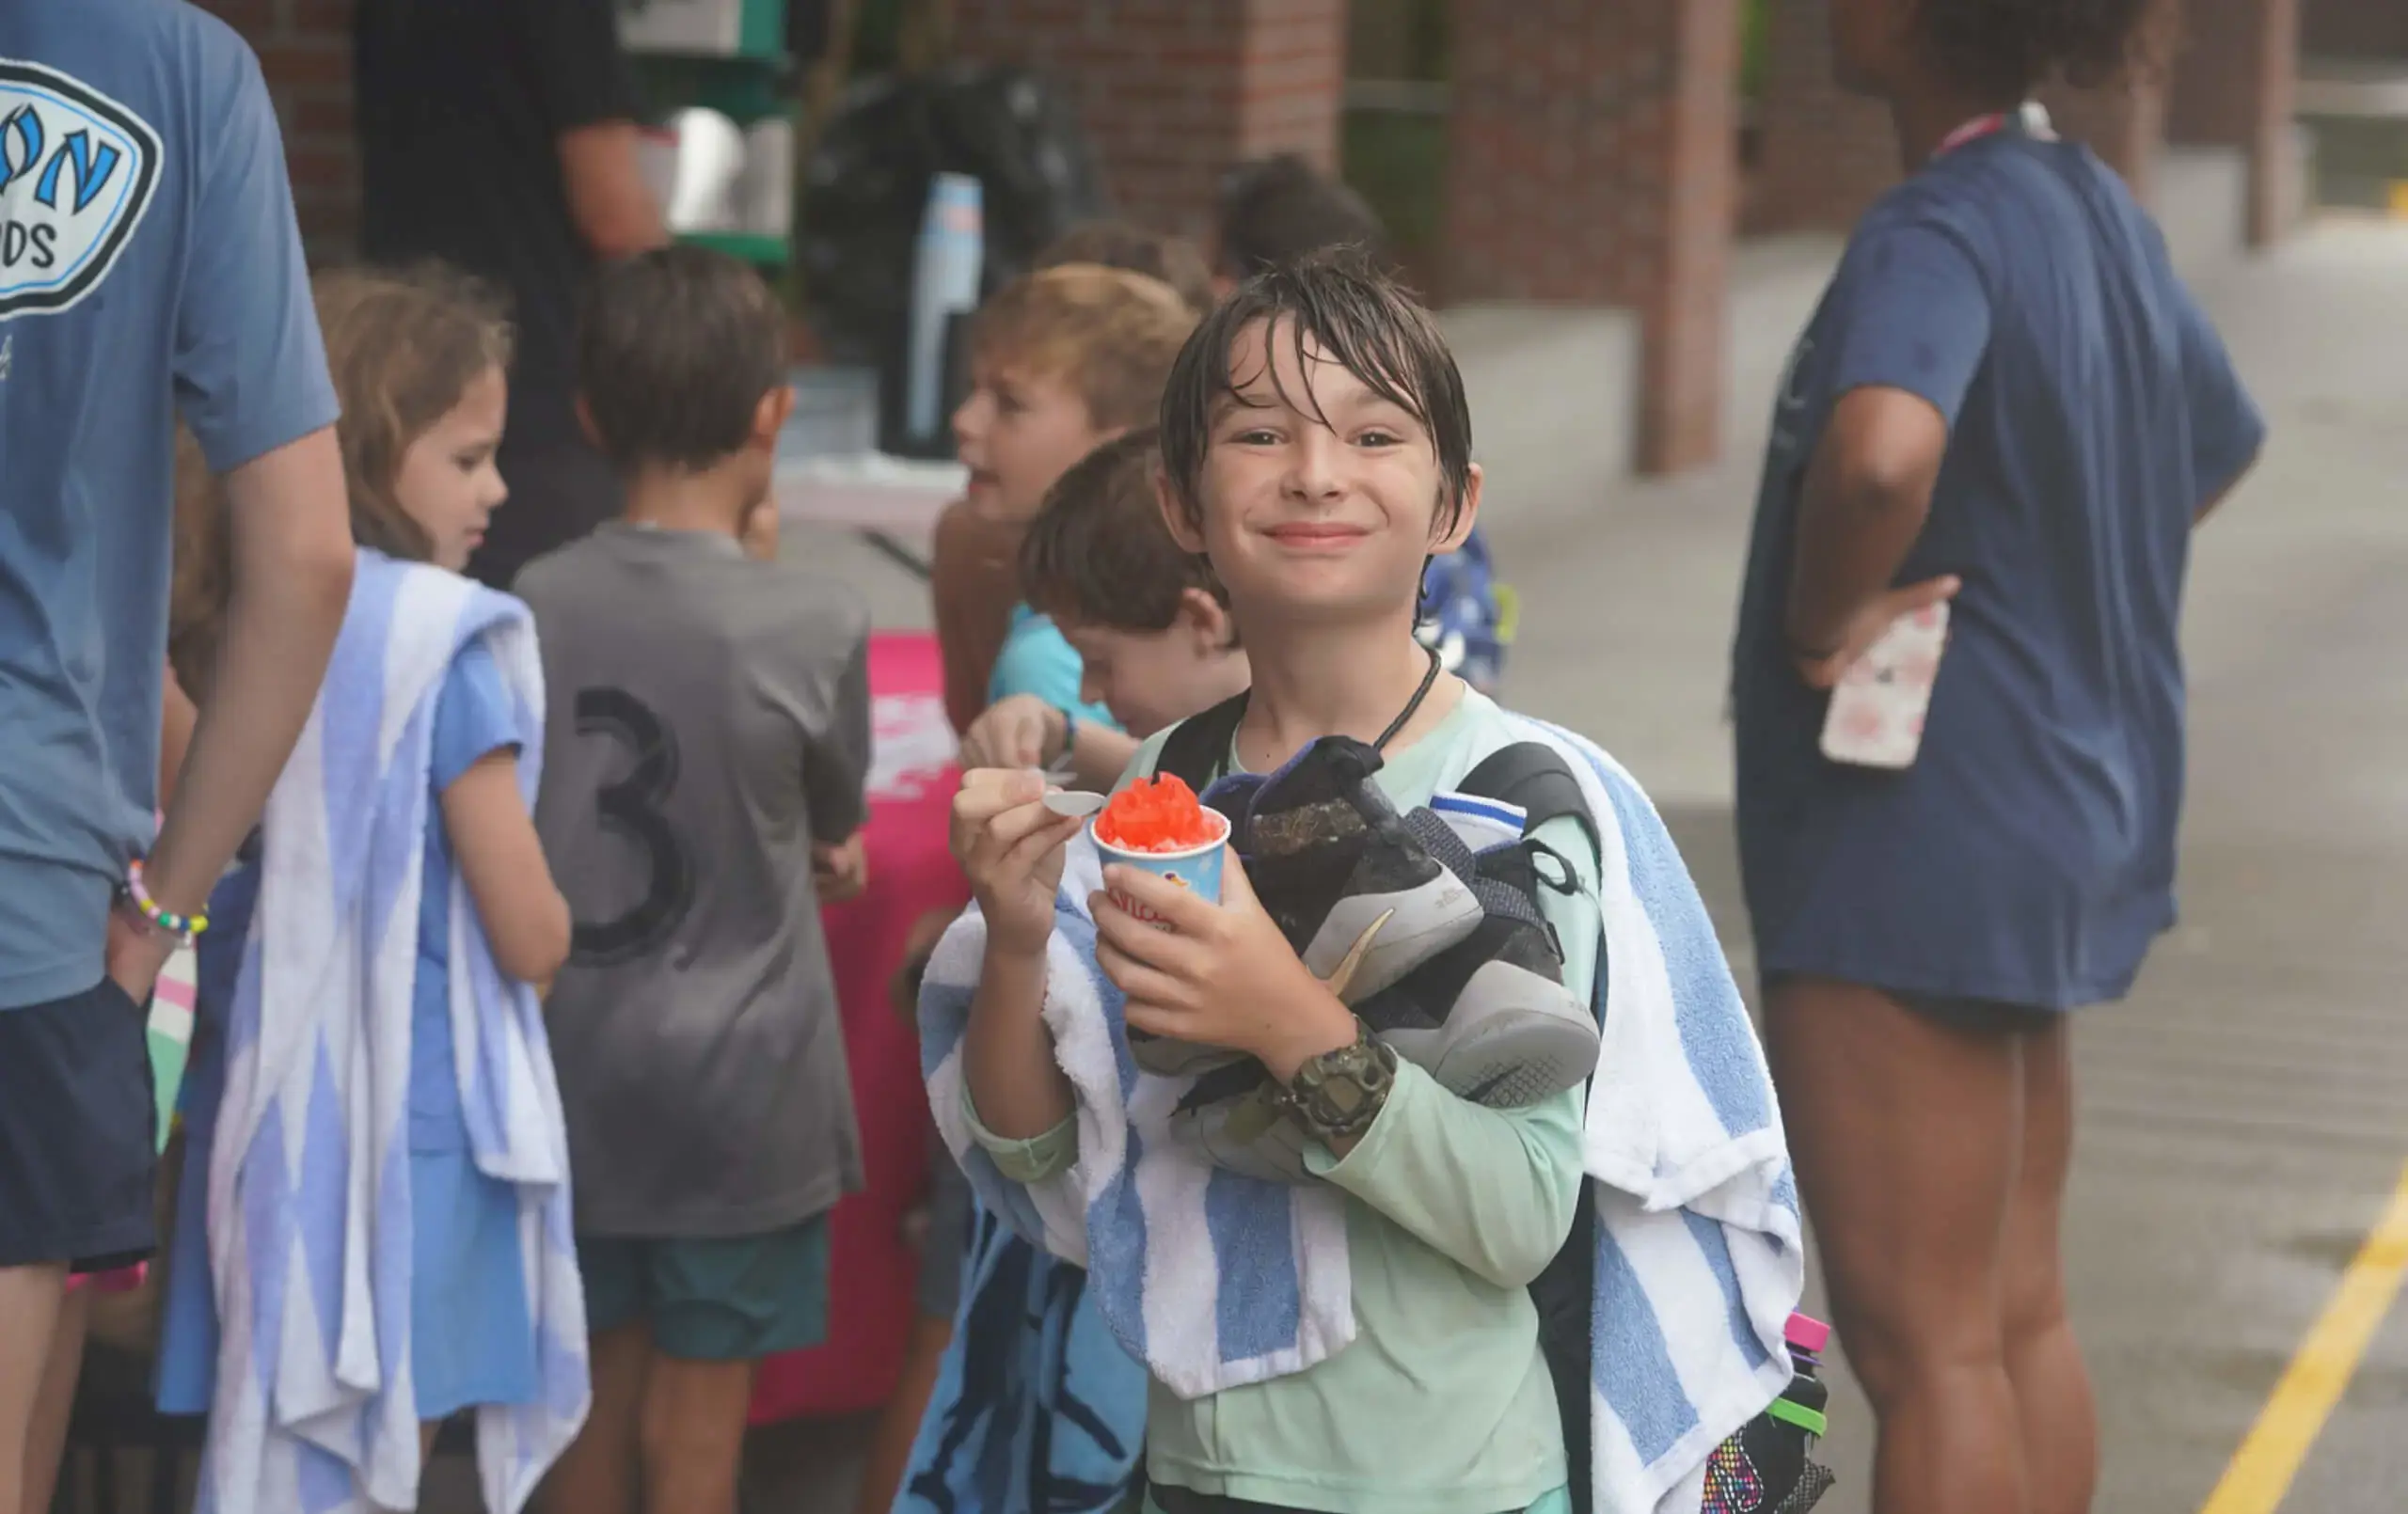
left=772, top=213, right=2408, bottom=1514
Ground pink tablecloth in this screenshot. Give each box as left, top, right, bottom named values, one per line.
left=751, top=633, right=966, bottom=1424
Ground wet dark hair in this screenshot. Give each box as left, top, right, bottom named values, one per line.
left=1036, top=220, right=1218, bottom=316
left=1214, top=154, right=1394, bottom=281
left=1022, top=428, right=1228, bottom=635
left=578, top=244, right=787, bottom=472
left=1917, top=0, right=2178, bottom=95
left=1158, top=248, right=1471, bottom=539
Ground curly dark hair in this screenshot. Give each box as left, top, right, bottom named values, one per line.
left=1917, top=0, right=2179, bottom=95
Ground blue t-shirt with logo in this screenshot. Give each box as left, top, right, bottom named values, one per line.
left=1731, top=122, right=2263, bottom=1011
left=0, top=0, right=338, bottom=1009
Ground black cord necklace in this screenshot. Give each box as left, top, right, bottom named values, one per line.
left=1231, top=644, right=1446, bottom=774
left=1372, top=644, right=1446, bottom=753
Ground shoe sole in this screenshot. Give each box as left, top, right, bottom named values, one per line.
left=1303, top=879, right=1481, bottom=1001
left=1382, top=960, right=1601, bottom=1108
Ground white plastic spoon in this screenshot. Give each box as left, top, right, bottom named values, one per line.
left=1041, top=789, right=1107, bottom=818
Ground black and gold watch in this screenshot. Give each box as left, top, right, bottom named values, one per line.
left=1275, top=1019, right=1397, bottom=1143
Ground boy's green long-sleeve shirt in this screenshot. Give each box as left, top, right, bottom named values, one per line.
left=966, top=690, right=1597, bottom=1514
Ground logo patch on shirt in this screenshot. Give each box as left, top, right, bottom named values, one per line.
left=0, top=60, right=162, bottom=321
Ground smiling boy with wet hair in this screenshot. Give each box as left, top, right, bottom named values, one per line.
left=945, top=248, right=1613, bottom=1514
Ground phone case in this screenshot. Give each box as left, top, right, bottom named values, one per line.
left=1819, top=602, right=1950, bottom=769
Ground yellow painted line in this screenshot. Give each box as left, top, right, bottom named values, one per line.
left=2198, top=1158, right=2408, bottom=1514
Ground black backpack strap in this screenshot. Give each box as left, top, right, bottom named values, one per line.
left=1456, top=741, right=1600, bottom=867
left=1151, top=690, right=1250, bottom=791
left=1460, top=739, right=1606, bottom=1514
left=1530, top=1180, right=1598, bottom=1514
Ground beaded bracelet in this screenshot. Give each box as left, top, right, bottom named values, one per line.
left=124, top=859, right=208, bottom=941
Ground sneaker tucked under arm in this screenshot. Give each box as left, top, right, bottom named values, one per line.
left=1354, top=807, right=1604, bottom=1107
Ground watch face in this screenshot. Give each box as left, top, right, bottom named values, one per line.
left=1281, top=1027, right=1392, bottom=1140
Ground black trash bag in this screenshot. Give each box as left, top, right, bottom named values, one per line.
left=799, top=64, right=1109, bottom=454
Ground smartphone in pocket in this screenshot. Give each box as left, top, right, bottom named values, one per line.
left=1819, top=602, right=1949, bottom=769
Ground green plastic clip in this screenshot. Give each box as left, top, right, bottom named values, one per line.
left=1767, top=1397, right=1829, bottom=1439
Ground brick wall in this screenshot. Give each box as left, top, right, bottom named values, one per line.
left=2038, top=73, right=2167, bottom=201
left=194, top=0, right=359, bottom=260
left=1750, top=0, right=1892, bottom=234
left=1442, top=0, right=1739, bottom=472
left=951, top=0, right=1347, bottom=244
left=1752, top=0, right=2169, bottom=229
left=2303, top=0, right=2408, bottom=58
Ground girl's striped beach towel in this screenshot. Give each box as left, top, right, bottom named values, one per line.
left=195, top=551, right=588, bottom=1514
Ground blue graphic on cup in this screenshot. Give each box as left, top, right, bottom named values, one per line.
left=1092, top=809, right=1230, bottom=927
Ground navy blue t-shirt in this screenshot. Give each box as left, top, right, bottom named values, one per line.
left=0, top=0, right=338, bottom=1009
left=1731, top=123, right=2264, bottom=1011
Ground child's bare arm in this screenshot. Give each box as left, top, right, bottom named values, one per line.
left=124, top=432, right=353, bottom=999
left=805, top=633, right=873, bottom=845
left=959, top=695, right=1138, bottom=792
left=445, top=752, right=573, bottom=988
left=159, top=663, right=199, bottom=811
left=962, top=942, right=1074, bottom=1142
left=891, top=908, right=957, bottom=1027
left=814, top=834, right=869, bottom=903
left=951, top=770, right=1082, bottom=1140
left=931, top=501, right=1012, bottom=736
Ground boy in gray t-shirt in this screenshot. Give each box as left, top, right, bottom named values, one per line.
left=519, top=245, right=870, bottom=1514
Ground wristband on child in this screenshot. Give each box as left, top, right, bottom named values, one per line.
left=1057, top=706, right=1079, bottom=757
left=121, top=859, right=209, bottom=943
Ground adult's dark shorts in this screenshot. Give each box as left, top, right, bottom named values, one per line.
left=0, top=975, right=158, bottom=1271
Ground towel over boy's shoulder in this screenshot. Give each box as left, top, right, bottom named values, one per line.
left=920, top=707, right=1806, bottom=1514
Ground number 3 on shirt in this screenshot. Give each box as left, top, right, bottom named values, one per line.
left=572, top=687, right=694, bottom=966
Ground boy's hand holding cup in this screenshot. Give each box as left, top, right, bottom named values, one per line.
left=1087, top=777, right=1356, bottom=1082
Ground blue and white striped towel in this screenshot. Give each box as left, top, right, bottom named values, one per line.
left=198, top=550, right=589, bottom=1514
left=921, top=715, right=1803, bottom=1513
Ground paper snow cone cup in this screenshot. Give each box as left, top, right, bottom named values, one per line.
left=1091, top=807, right=1230, bottom=929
